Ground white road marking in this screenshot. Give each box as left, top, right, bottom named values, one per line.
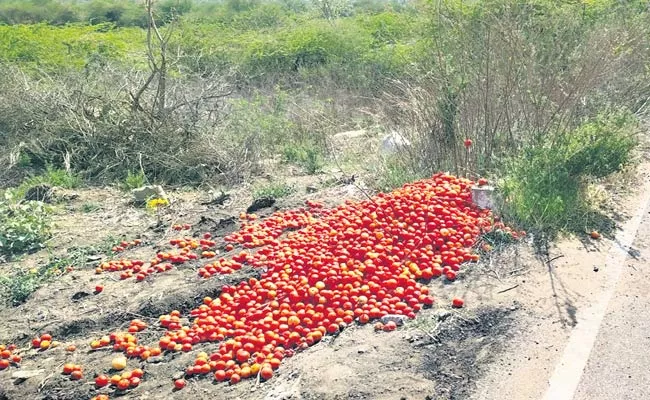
left=542, top=179, right=650, bottom=400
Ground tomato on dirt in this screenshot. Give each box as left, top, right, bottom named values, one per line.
left=95, top=375, right=109, bottom=387
left=174, top=379, right=186, bottom=390
left=452, top=298, right=465, bottom=308
left=76, top=173, right=514, bottom=387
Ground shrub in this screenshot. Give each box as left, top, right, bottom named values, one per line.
left=499, top=111, right=638, bottom=234
left=253, top=182, right=295, bottom=199
left=372, top=155, right=426, bottom=193
left=282, top=144, right=324, bottom=174
left=0, top=197, right=51, bottom=259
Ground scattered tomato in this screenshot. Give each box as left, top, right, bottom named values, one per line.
left=174, top=379, right=186, bottom=390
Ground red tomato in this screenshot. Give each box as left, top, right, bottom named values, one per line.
left=95, top=375, right=109, bottom=387
left=174, top=379, right=186, bottom=390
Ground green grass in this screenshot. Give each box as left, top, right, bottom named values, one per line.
left=282, top=144, right=324, bottom=175
left=372, top=156, right=426, bottom=193
left=121, top=170, right=147, bottom=191
left=80, top=202, right=102, bottom=213
left=0, top=240, right=114, bottom=306
left=0, top=259, right=66, bottom=306
left=253, top=182, right=295, bottom=199
left=24, top=166, right=82, bottom=189
left=8, top=166, right=83, bottom=201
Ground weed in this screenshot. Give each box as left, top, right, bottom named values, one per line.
left=122, top=170, right=147, bottom=191
left=372, top=156, right=426, bottom=192
left=253, top=182, right=295, bottom=200
left=80, top=202, right=101, bottom=213
left=0, top=196, right=51, bottom=260
left=9, top=166, right=82, bottom=200
left=282, top=144, right=324, bottom=174
left=0, top=239, right=117, bottom=306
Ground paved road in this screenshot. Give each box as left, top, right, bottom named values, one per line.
left=472, top=166, right=650, bottom=400
left=572, top=207, right=650, bottom=400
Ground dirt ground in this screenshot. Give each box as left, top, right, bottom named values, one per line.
left=1, top=135, right=645, bottom=400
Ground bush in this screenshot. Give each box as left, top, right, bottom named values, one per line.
left=253, top=182, right=295, bottom=199
left=282, top=144, right=324, bottom=174
left=0, top=197, right=51, bottom=259
left=500, top=111, right=638, bottom=234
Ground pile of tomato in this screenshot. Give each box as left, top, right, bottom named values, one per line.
left=151, top=174, right=515, bottom=386
left=2, top=173, right=518, bottom=397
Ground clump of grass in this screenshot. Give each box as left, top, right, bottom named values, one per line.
left=373, top=156, right=426, bottom=193
left=10, top=166, right=83, bottom=200
left=122, top=170, right=147, bottom=190
left=282, top=144, right=324, bottom=175
left=253, top=182, right=295, bottom=199
left=80, top=202, right=101, bottom=213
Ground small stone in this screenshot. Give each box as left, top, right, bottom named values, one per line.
left=380, top=314, right=408, bottom=326
left=12, top=369, right=45, bottom=379
left=435, top=310, right=452, bottom=321
left=131, top=185, right=167, bottom=203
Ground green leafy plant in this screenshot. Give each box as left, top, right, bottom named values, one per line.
left=0, top=196, right=51, bottom=259
left=122, top=170, right=146, bottom=190
left=81, top=202, right=102, bottom=213
left=16, top=166, right=82, bottom=194
left=282, top=144, right=324, bottom=174
left=253, top=182, right=295, bottom=199
left=373, top=156, right=425, bottom=193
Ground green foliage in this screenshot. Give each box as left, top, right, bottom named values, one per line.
left=0, top=0, right=80, bottom=25
left=10, top=167, right=82, bottom=200
left=562, top=111, right=638, bottom=178
left=0, top=23, right=143, bottom=71
left=39, top=167, right=83, bottom=189
left=0, top=263, right=62, bottom=306
left=282, top=144, right=324, bottom=174
left=373, top=156, right=426, bottom=193
left=500, top=111, right=638, bottom=235
left=0, top=197, right=51, bottom=259
left=0, top=241, right=114, bottom=305
left=122, top=171, right=147, bottom=191
left=253, top=182, right=295, bottom=199
left=225, top=92, right=298, bottom=157
left=81, top=202, right=102, bottom=213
